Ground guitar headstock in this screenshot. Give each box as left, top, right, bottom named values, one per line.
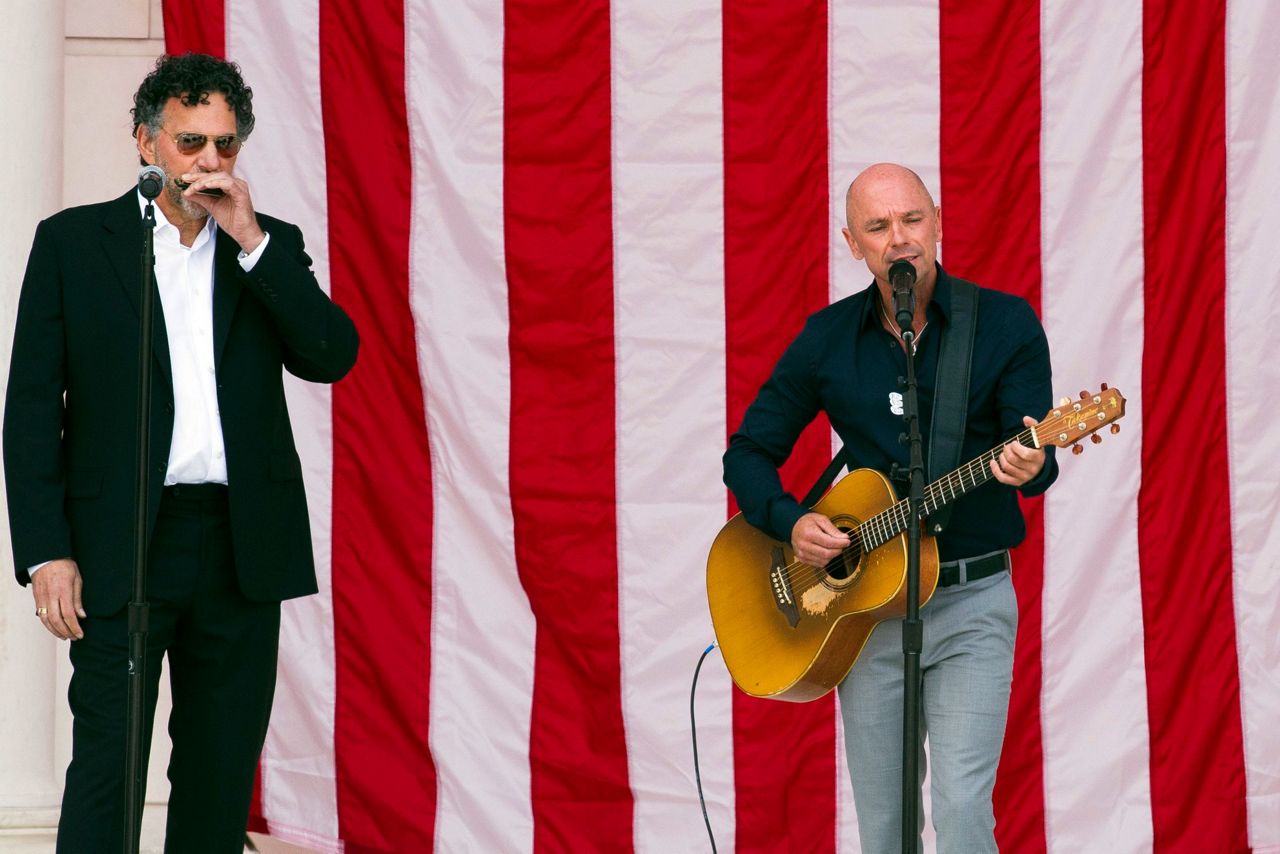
left=1035, top=384, right=1126, bottom=455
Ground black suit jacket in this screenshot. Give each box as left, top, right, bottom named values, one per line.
left=4, top=189, right=358, bottom=614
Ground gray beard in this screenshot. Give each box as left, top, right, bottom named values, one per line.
left=153, top=151, right=211, bottom=221
left=163, top=178, right=207, bottom=221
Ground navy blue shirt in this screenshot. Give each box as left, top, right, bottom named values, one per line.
left=723, top=265, right=1058, bottom=562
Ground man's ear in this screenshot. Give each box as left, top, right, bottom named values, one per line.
left=842, top=227, right=866, bottom=261
left=137, top=125, right=157, bottom=166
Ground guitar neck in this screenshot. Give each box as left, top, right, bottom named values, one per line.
left=859, top=427, right=1038, bottom=552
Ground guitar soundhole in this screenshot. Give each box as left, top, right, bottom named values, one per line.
left=823, top=520, right=863, bottom=586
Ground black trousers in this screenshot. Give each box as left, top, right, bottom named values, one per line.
left=57, top=484, right=280, bottom=853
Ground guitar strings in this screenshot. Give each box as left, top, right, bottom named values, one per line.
left=773, top=427, right=1041, bottom=590
left=772, top=400, right=1115, bottom=591
left=777, top=444, right=1013, bottom=588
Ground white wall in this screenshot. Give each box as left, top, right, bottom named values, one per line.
left=0, top=0, right=166, bottom=844
left=64, top=0, right=166, bottom=208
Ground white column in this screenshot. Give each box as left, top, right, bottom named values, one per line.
left=0, top=0, right=65, bottom=842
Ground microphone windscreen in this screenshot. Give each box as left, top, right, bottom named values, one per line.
left=138, top=165, right=166, bottom=200
left=888, top=259, right=917, bottom=289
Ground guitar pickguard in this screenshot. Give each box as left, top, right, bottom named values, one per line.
left=800, top=583, right=838, bottom=616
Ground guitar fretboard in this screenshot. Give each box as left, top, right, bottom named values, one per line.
left=857, top=428, right=1037, bottom=552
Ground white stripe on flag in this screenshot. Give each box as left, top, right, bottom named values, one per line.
left=1039, top=1, right=1153, bottom=851
left=829, top=3, right=941, bottom=849
left=829, top=0, right=942, bottom=305
left=831, top=698, right=858, bottom=853
left=1226, top=1, right=1280, bottom=847
left=406, top=2, right=537, bottom=850
left=227, top=2, right=341, bottom=846
left=611, top=0, right=733, bottom=847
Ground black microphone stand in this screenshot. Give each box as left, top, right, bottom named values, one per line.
left=893, top=280, right=924, bottom=854
left=124, top=185, right=159, bottom=854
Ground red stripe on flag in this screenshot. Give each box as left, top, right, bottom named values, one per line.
left=162, top=0, right=225, bottom=58
left=999, top=491, right=1046, bottom=844
left=1140, top=2, right=1248, bottom=849
left=938, top=2, right=1047, bottom=849
left=723, top=3, right=835, bottom=851
left=247, top=763, right=267, bottom=834
left=320, top=1, right=437, bottom=849
left=504, top=1, right=633, bottom=849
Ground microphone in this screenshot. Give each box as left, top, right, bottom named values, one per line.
left=889, top=259, right=916, bottom=332
left=138, top=165, right=165, bottom=201
left=173, top=177, right=225, bottom=197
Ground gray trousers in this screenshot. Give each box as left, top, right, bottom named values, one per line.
left=837, top=568, right=1018, bottom=854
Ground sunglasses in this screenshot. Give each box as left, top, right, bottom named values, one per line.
left=165, top=130, right=243, bottom=157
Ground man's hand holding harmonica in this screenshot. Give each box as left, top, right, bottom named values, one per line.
left=179, top=168, right=266, bottom=254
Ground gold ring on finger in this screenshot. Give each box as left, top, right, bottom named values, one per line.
left=36, top=606, right=48, bottom=617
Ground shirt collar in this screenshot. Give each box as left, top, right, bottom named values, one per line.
left=859, top=262, right=954, bottom=330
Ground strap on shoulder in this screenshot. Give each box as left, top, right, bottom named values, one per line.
left=802, top=445, right=848, bottom=508
left=925, top=277, right=978, bottom=534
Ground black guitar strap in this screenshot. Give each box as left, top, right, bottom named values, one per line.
left=801, top=445, right=849, bottom=508
left=801, top=277, right=979, bottom=527
left=924, top=277, right=978, bottom=534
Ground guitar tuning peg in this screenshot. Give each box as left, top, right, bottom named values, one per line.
left=1091, top=434, right=1102, bottom=444
left=1100, top=382, right=1109, bottom=391
left=1072, top=444, right=1084, bottom=455
left=1059, top=396, right=1071, bottom=406
left=1110, top=424, right=1120, bottom=434
left=1080, top=390, right=1089, bottom=399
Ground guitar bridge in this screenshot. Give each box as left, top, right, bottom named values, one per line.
left=769, top=546, right=800, bottom=628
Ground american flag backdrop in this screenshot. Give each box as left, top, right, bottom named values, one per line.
left=160, top=1, right=1279, bottom=851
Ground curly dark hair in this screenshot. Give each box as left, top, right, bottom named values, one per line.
left=131, top=53, right=255, bottom=141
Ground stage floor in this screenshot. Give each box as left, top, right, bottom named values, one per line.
left=0, top=806, right=323, bottom=854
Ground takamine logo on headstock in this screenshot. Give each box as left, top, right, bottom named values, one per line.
left=1036, top=383, right=1126, bottom=455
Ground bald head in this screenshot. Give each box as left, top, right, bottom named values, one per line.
left=844, top=163, right=935, bottom=231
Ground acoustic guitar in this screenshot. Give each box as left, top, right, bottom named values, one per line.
left=706, top=385, right=1126, bottom=702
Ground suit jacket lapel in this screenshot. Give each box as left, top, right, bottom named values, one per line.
left=212, top=229, right=244, bottom=368
left=100, top=189, right=173, bottom=388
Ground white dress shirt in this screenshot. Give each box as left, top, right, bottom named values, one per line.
left=151, top=195, right=229, bottom=485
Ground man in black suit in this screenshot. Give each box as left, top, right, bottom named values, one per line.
left=4, top=53, right=357, bottom=850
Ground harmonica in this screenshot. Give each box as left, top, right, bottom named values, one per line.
left=173, top=178, right=225, bottom=198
